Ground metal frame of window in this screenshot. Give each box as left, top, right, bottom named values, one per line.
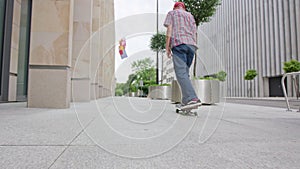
left=0, top=0, right=14, bottom=102
left=0, top=0, right=6, bottom=97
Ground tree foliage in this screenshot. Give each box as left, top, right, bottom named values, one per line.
left=176, top=0, right=221, bottom=26
left=119, top=61, right=157, bottom=95
left=131, top=57, right=154, bottom=73
left=126, top=74, right=138, bottom=93
left=115, top=83, right=127, bottom=96
left=175, top=0, right=221, bottom=77
left=150, top=32, right=166, bottom=53
left=120, top=58, right=157, bottom=95
left=115, top=88, right=124, bottom=96
left=131, top=58, right=156, bottom=93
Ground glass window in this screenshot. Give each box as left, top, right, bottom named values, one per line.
left=17, top=0, right=31, bottom=101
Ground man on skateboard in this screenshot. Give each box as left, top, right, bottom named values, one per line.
left=164, top=2, right=202, bottom=114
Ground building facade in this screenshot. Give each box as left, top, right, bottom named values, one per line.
left=197, top=0, right=300, bottom=97
left=161, top=0, right=299, bottom=98
left=0, top=0, right=115, bottom=108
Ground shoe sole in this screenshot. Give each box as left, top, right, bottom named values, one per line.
left=179, top=102, right=202, bottom=110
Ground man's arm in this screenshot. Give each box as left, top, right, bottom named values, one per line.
left=166, top=24, right=172, bottom=58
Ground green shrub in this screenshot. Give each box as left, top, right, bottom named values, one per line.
left=283, top=59, right=300, bottom=73
left=216, top=71, right=227, bottom=82
left=149, top=83, right=171, bottom=87
left=244, top=69, right=258, bottom=80
left=194, top=71, right=227, bottom=81
left=130, top=85, right=137, bottom=92
left=194, top=76, right=218, bottom=80
left=115, top=89, right=123, bottom=96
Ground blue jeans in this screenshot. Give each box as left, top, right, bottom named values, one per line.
left=172, top=44, right=198, bottom=104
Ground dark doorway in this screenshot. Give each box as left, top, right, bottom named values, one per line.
left=269, top=76, right=286, bottom=97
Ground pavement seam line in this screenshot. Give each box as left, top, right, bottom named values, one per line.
left=0, top=145, right=98, bottom=147
left=47, top=115, right=99, bottom=169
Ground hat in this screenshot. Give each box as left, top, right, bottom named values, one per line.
left=173, top=2, right=186, bottom=10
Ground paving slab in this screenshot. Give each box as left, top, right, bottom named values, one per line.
left=0, top=101, right=102, bottom=146
left=0, top=146, right=66, bottom=169
left=0, top=97, right=299, bottom=168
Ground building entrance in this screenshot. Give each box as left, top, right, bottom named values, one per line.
left=269, top=76, right=286, bottom=97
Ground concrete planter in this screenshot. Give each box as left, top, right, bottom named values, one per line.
left=171, top=80, right=182, bottom=103
left=148, top=86, right=172, bottom=100
left=192, top=80, right=220, bottom=104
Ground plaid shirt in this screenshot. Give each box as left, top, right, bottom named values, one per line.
left=164, top=9, right=197, bottom=48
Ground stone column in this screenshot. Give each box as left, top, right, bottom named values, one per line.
left=71, top=0, right=92, bottom=102
left=98, top=0, right=105, bottom=98
left=28, top=0, right=74, bottom=108
left=100, top=0, right=115, bottom=97
left=90, top=0, right=100, bottom=100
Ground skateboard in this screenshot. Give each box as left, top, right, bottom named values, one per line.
left=176, top=105, right=198, bottom=116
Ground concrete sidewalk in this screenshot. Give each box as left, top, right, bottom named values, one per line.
left=0, top=97, right=300, bottom=169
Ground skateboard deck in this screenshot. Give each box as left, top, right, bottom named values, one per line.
left=176, top=105, right=199, bottom=116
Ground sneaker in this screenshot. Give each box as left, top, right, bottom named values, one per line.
left=181, top=98, right=202, bottom=110
left=175, top=103, right=185, bottom=108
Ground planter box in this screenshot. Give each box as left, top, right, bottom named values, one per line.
left=148, top=86, right=172, bottom=100
left=192, top=80, right=220, bottom=104
left=171, top=80, right=182, bottom=103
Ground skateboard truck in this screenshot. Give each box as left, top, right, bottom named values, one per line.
left=176, top=106, right=198, bottom=116
left=175, top=102, right=201, bottom=116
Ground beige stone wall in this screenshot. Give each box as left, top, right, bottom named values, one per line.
left=90, top=0, right=101, bottom=100
left=30, top=0, right=73, bottom=66
left=90, top=0, right=115, bottom=99
left=26, top=0, right=115, bottom=108
left=99, top=0, right=115, bottom=97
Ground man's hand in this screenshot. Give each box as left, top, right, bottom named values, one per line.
left=166, top=48, right=172, bottom=58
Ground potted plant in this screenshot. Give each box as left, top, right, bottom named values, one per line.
left=283, top=59, right=300, bottom=98
left=283, top=59, right=300, bottom=73
left=191, top=71, right=227, bottom=104
left=244, top=69, right=258, bottom=97
left=129, top=85, right=138, bottom=97
left=192, top=76, right=219, bottom=104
